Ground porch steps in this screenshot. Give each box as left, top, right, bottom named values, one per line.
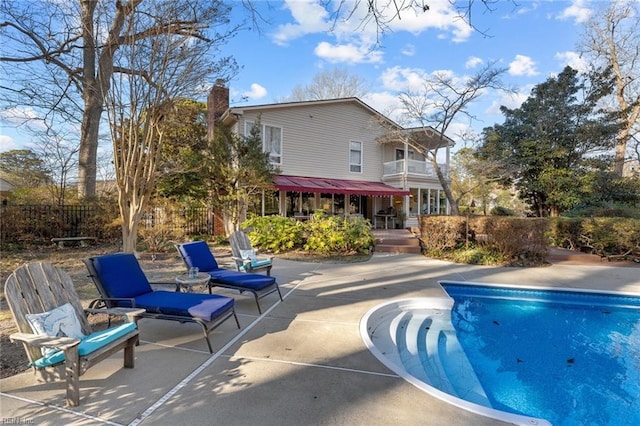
left=373, top=229, right=422, bottom=254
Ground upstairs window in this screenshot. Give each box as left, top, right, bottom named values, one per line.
left=350, top=140, right=362, bottom=173
left=245, top=121, right=282, bottom=165
left=263, top=125, right=282, bottom=165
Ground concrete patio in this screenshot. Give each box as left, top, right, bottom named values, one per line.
left=2, top=253, right=639, bottom=426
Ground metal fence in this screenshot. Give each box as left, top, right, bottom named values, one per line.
left=0, top=204, right=216, bottom=247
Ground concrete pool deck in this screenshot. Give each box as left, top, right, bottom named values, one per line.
left=1, top=253, right=639, bottom=425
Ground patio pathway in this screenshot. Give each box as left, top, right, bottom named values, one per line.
left=1, top=253, right=639, bottom=425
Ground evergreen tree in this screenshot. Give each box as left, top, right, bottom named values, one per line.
left=478, top=66, right=620, bottom=216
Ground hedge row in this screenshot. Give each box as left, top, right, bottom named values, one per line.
left=547, top=217, right=640, bottom=258
left=419, top=216, right=549, bottom=264
left=241, top=213, right=374, bottom=255
left=420, top=215, right=640, bottom=263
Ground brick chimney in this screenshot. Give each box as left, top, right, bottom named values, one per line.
left=207, top=79, right=229, bottom=141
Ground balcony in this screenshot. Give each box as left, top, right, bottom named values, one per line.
left=383, top=159, right=447, bottom=178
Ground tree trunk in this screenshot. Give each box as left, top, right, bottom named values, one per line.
left=431, top=157, right=459, bottom=215
left=77, top=101, right=101, bottom=199
left=613, top=128, right=629, bottom=176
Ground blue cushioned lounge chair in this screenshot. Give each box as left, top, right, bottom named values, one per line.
left=176, top=241, right=283, bottom=314
left=83, top=253, right=240, bottom=353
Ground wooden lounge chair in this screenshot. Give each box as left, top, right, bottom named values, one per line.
left=83, top=253, right=240, bottom=353
left=176, top=241, right=283, bottom=314
left=4, top=262, right=142, bottom=406
left=229, top=230, right=273, bottom=276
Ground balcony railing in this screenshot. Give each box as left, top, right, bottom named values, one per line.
left=383, top=159, right=447, bottom=178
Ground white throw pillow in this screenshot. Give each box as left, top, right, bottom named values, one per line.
left=25, top=303, right=86, bottom=357
left=239, top=249, right=257, bottom=262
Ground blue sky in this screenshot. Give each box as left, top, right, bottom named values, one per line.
left=0, top=0, right=595, bottom=153
left=219, top=0, right=594, bottom=141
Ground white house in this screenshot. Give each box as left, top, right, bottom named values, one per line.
left=208, top=83, right=453, bottom=229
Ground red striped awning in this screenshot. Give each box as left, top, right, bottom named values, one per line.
left=273, top=175, right=409, bottom=196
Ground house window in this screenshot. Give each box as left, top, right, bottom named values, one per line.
left=350, top=141, right=362, bottom=173
left=395, top=148, right=416, bottom=160
left=264, top=125, right=282, bottom=165
left=246, top=122, right=282, bottom=165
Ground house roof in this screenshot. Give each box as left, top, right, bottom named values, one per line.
left=222, top=97, right=400, bottom=128
left=222, top=97, right=454, bottom=149
left=273, top=175, right=410, bottom=196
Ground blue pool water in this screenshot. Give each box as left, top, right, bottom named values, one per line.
left=441, top=283, right=640, bottom=426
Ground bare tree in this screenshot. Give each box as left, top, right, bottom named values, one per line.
left=380, top=62, right=509, bottom=215
left=0, top=0, right=238, bottom=199
left=580, top=0, right=640, bottom=176
left=326, top=0, right=507, bottom=41
left=33, top=131, right=80, bottom=206
left=103, top=2, right=236, bottom=253
left=280, top=68, right=371, bottom=102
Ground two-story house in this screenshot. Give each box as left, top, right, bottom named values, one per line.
left=208, top=83, right=453, bottom=229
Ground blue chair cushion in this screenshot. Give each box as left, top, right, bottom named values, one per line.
left=251, top=259, right=272, bottom=268
left=132, top=291, right=234, bottom=322
left=178, top=241, right=219, bottom=272
left=239, top=259, right=272, bottom=271
left=90, top=253, right=153, bottom=298
left=32, top=322, right=137, bottom=369
left=208, top=270, right=276, bottom=291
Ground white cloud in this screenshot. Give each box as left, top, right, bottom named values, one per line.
left=269, top=0, right=478, bottom=69
left=380, top=66, right=428, bottom=92
left=0, top=106, right=41, bottom=126
left=272, top=0, right=331, bottom=46
left=486, top=88, right=531, bottom=116
left=465, top=56, right=483, bottom=69
left=314, top=41, right=384, bottom=64
left=555, top=51, right=588, bottom=73
left=362, top=91, right=404, bottom=122
left=556, top=0, right=592, bottom=24
left=386, top=1, right=474, bottom=42
left=508, top=55, right=538, bottom=76
left=243, top=83, right=267, bottom=100
left=0, top=134, right=17, bottom=152
left=401, top=44, right=416, bottom=57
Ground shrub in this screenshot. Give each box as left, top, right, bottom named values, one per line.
left=420, top=216, right=548, bottom=265
left=304, top=213, right=374, bottom=254
left=137, top=201, right=188, bottom=252
left=483, top=217, right=548, bottom=264
left=242, top=215, right=305, bottom=253
left=490, top=206, right=516, bottom=216
left=580, top=218, right=640, bottom=257
left=420, top=216, right=465, bottom=252
left=242, top=213, right=374, bottom=255
left=548, top=217, right=640, bottom=257
left=547, top=218, right=585, bottom=250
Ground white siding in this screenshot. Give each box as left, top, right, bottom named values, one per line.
left=238, top=102, right=388, bottom=181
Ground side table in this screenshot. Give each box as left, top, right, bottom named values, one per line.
left=175, top=272, right=210, bottom=293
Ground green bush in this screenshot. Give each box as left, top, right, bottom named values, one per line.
left=548, top=217, right=640, bottom=257
left=242, top=213, right=374, bottom=255
left=581, top=218, right=640, bottom=257
left=490, top=206, right=516, bottom=216
left=242, top=215, right=305, bottom=253
left=546, top=218, right=585, bottom=250
left=304, top=212, right=374, bottom=254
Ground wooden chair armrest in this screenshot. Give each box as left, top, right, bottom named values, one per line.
left=10, top=332, right=80, bottom=350
left=84, top=307, right=146, bottom=322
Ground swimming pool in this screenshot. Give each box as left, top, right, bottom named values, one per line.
left=360, top=282, right=640, bottom=426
